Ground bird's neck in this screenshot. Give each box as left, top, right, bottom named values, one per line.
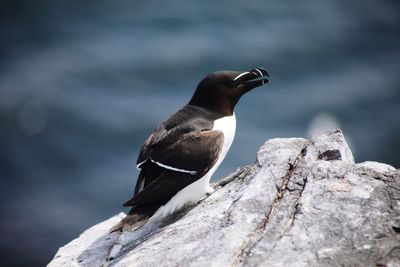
left=188, top=94, right=237, bottom=117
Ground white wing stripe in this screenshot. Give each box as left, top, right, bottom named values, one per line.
left=150, top=159, right=197, bottom=175
left=136, top=160, right=146, bottom=170
left=138, top=179, right=145, bottom=193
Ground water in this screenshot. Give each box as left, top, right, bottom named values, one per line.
left=0, top=1, right=399, bottom=266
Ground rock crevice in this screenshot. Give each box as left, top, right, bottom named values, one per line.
left=234, top=143, right=308, bottom=266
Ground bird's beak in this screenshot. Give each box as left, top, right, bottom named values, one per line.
left=233, top=68, right=270, bottom=92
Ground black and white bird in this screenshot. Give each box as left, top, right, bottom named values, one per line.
left=111, top=68, right=269, bottom=232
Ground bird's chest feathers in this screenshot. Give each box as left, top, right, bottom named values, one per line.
left=212, top=113, right=236, bottom=161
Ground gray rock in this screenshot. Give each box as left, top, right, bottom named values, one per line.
left=48, top=130, right=400, bottom=267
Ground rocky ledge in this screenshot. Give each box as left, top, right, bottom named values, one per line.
left=49, top=130, right=400, bottom=267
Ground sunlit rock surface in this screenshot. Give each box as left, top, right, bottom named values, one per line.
left=48, top=130, right=400, bottom=267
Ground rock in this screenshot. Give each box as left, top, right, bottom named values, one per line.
left=48, top=130, right=400, bottom=267
left=49, top=213, right=125, bottom=267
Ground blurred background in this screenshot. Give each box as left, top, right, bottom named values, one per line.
left=0, top=0, right=399, bottom=266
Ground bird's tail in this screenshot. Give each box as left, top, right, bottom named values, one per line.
left=109, top=212, right=149, bottom=233
left=109, top=201, right=164, bottom=233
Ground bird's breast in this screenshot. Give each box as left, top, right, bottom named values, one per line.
left=209, top=113, right=236, bottom=175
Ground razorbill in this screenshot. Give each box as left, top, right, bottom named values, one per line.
left=111, top=68, right=269, bottom=232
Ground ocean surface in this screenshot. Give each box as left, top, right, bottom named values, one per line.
left=1, top=1, right=399, bottom=266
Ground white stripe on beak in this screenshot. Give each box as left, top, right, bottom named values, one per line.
left=254, top=68, right=263, bottom=77
left=254, top=69, right=265, bottom=85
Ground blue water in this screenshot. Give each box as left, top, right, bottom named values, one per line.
left=1, top=1, right=399, bottom=266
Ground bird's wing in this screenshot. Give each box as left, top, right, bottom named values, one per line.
left=136, top=105, right=215, bottom=168
left=149, top=129, right=224, bottom=173
left=124, top=130, right=224, bottom=207
left=136, top=123, right=196, bottom=169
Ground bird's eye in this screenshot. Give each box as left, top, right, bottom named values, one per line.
left=226, top=79, right=235, bottom=87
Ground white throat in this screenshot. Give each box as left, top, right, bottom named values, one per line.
left=210, top=113, right=236, bottom=174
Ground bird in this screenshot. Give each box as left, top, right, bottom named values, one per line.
left=111, top=68, right=269, bottom=232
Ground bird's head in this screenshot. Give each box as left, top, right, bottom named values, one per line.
left=189, top=68, right=269, bottom=116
